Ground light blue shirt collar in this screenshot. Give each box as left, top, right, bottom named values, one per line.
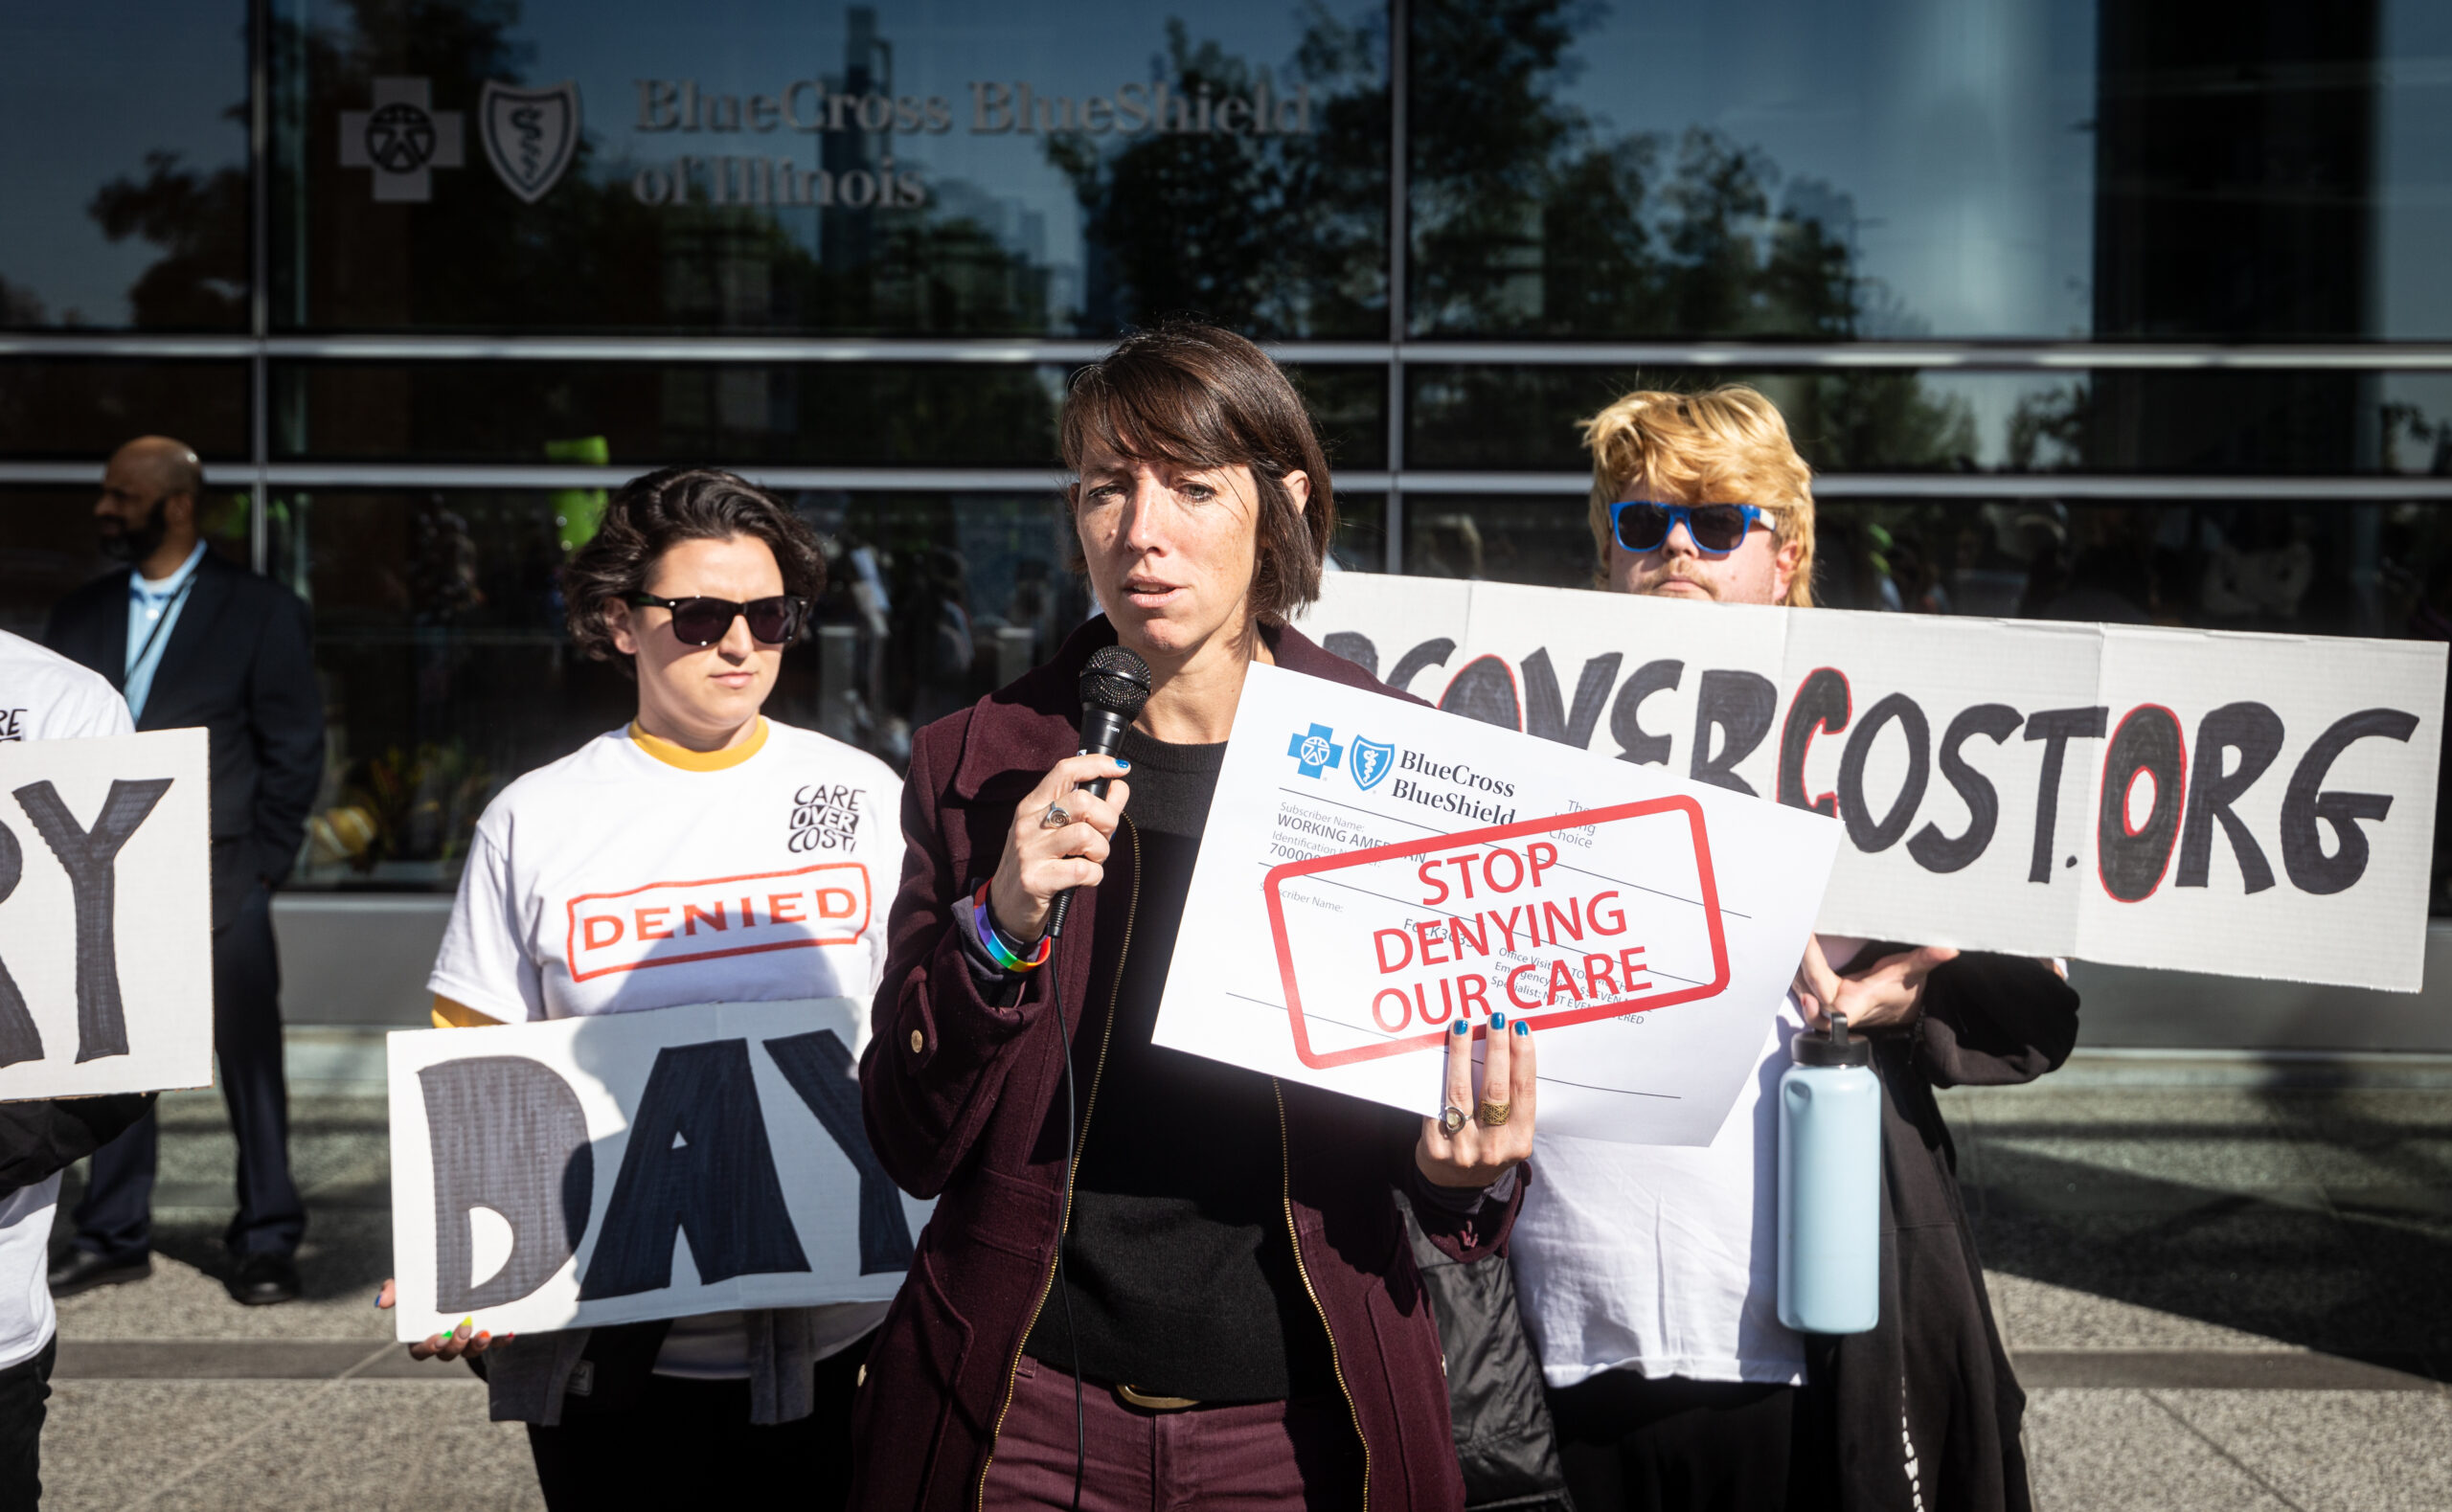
left=130, top=540, right=209, bottom=602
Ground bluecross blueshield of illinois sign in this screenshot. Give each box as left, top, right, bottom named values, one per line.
left=480, top=80, right=581, bottom=204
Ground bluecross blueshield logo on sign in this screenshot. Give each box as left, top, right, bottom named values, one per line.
left=1286, top=723, right=1344, bottom=779
left=1350, top=737, right=1395, bottom=791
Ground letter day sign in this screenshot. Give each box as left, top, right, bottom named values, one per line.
left=387, top=999, right=931, bottom=1342
left=0, top=731, right=212, bottom=1100
left=1301, top=576, right=2446, bottom=991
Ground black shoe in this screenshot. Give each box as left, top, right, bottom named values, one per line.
left=48, top=1250, right=150, bottom=1299
left=228, top=1251, right=300, bottom=1307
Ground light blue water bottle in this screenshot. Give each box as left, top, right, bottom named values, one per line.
left=1778, top=1012, right=1882, bottom=1334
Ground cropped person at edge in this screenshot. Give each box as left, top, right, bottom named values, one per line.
left=1508, top=386, right=2079, bottom=1512
left=851, top=321, right=1537, bottom=1512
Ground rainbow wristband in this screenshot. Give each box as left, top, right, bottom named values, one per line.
left=972, top=885, right=1051, bottom=973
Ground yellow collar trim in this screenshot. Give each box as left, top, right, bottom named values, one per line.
left=628, top=716, right=768, bottom=772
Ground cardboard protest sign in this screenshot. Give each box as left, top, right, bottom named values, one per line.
left=0, top=730, right=212, bottom=1101
left=1299, top=575, right=2447, bottom=990
left=387, top=998, right=931, bottom=1342
left=1153, top=664, right=1841, bottom=1145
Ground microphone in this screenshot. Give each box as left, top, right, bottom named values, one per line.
left=1047, top=644, right=1151, bottom=939
left=1042, top=643, right=1151, bottom=1511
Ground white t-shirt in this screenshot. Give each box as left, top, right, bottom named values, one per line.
left=0, top=630, right=135, bottom=1369
left=0, top=627, right=135, bottom=748
left=1514, top=934, right=1866, bottom=1389
left=428, top=717, right=903, bottom=1377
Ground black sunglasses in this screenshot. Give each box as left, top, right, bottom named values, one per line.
left=624, top=593, right=808, bottom=647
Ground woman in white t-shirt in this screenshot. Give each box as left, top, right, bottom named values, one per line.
left=375, top=468, right=902, bottom=1510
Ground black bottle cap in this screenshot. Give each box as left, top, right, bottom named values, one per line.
left=1791, top=1011, right=1873, bottom=1068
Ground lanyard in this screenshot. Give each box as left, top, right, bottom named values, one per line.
left=126, top=572, right=198, bottom=688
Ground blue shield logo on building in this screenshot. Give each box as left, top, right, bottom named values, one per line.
left=1286, top=723, right=1344, bottom=779
left=1350, top=738, right=1395, bottom=791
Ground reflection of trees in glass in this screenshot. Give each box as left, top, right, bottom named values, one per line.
left=0, top=276, right=53, bottom=326
left=1048, top=13, right=1389, bottom=339
left=2381, top=401, right=2452, bottom=476
left=2009, top=383, right=2092, bottom=471
left=1406, top=0, right=1973, bottom=470
left=1413, top=0, right=1869, bottom=339
left=87, top=147, right=251, bottom=328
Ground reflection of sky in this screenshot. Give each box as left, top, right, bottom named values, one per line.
left=0, top=3, right=248, bottom=327
left=1554, top=0, right=2099, bottom=340
left=2380, top=1, right=2452, bottom=346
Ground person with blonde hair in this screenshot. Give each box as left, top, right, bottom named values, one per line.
left=1578, top=386, right=1817, bottom=606
left=1506, top=384, right=2077, bottom=1512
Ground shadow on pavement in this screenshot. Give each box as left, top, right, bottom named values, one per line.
left=1964, top=1084, right=2452, bottom=1377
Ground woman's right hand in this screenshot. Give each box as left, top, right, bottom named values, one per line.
left=988, top=754, right=1132, bottom=942
left=377, top=1277, right=511, bottom=1362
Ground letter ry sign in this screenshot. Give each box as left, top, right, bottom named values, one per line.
left=0, top=731, right=212, bottom=1101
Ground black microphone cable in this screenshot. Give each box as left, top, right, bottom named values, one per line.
left=1045, top=912, right=1085, bottom=1512
left=1038, top=642, right=1148, bottom=1511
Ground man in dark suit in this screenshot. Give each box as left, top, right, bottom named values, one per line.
left=43, top=437, right=326, bottom=1306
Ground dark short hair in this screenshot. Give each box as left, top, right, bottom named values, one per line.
left=1058, top=321, right=1337, bottom=623
left=561, top=467, right=826, bottom=676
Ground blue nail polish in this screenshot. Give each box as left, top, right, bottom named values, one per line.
left=1513, top=1019, right=1530, bottom=1036
left=1489, top=1012, right=1507, bottom=1030
left=1451, top=1019, right=1468, bottom=1036
left=1115, top=757, right=1131, bottom=770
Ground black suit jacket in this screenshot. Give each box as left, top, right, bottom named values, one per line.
left=45, top=552, right=326, bottom=927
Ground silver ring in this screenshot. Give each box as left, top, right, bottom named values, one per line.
left=1040, top=801, right=1071, bottom=830
left=1439, top=1103, right=1469, bottom=1136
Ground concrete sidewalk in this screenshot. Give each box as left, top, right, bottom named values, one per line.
left=32, top=1041, right=2452, bottom=1510
left=1954, top=1062, right=2452, bottom=1511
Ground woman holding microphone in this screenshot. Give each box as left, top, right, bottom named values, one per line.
left=379, top=467, right=901, bottom=1509
left=852, top=322, right=1537, bottom=1511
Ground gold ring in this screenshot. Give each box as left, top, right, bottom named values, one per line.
left=1439, top=1103, right=1469, bottom=1136
left=1039, top=801, right=1071, bottom=830
left=1476, top=1100, right=1512, bottom=1127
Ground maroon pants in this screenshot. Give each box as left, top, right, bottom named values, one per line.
left=980, top=1355, right=1364, bottom=1511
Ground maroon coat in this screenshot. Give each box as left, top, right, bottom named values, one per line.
left=852, top=618, right=1519, bottom=1511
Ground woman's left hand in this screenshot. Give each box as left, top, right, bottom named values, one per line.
left=1416, top=1013, right=1536, bottom=1188
left=376, top=1278, right=512, bottom=1362
left=1793, top=937, right=1958, bottom=1033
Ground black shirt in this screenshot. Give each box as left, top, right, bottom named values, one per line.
left=1019, top=728, right=1334, bottom=1402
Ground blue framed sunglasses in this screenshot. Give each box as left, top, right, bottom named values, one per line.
left=1609, top=501, right=1775, bottom=557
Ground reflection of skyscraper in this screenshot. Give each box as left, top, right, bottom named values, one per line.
left=821, top=6, right=888, bottom=274
left=2092, top=0, right=2378, bottom=470
left=931, top=177, right=1076, bottom=323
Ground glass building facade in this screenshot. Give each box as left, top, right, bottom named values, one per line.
left=5, top=0, right=2451, bottom=910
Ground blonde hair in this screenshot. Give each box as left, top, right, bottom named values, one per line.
left=1578, top=384, right=1817, bottom=607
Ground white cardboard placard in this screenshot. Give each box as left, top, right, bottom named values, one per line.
left=0, top=729, right=213, bottom=1100
left=1151, top=664, right=1842, bottom=1145
left=387, top=998, right=933, bottom=1342
left=1300, top=576, right=2447, bottom=990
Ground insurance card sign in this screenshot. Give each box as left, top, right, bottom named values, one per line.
left=1153, top=665, right=1842, bottom=1145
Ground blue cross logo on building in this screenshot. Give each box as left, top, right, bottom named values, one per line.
left=1286, top=723, right=1344, bottom=779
